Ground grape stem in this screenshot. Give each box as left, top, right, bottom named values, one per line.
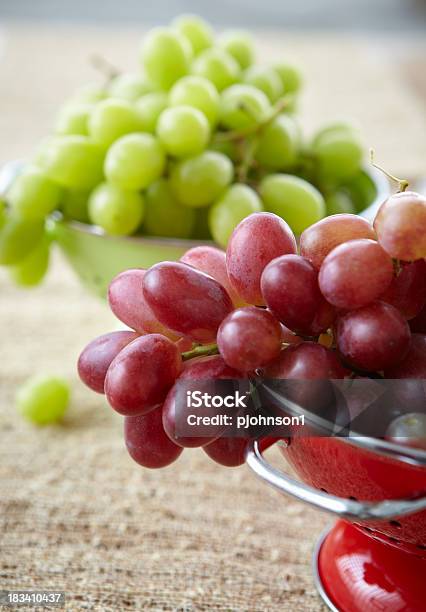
left=90, top=54, right=121, bottom=84
left=182, top=343, right=219, bottom=361
left=369, top=148, right=409, bottom=193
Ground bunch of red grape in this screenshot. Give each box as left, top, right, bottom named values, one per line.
left=78, top=188, right=426, bottom=469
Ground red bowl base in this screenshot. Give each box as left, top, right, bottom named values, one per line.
left=315, top=520, right=426, bottom=612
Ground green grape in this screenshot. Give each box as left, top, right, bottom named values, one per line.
left=16, top=374, right=70, bottom=425
left=342, top=172, right=377, bottom=213
left=274, top=62, right=303, bottom=94
left=88, top=183, right=144, bottom=235
left=191, top=48, right=240, bottom=92
left=157, top=105, right=210, bottom=157
left=255, top=114, right=300, bottom=170
left=0, top=199, right=6, bottom=228
left=172, top=14, right=213, bottom=55
left=55, top=103, right=93, bottom=136
left=143, top=178, right=195, bottom=238
left=9, top=233, right=50, bottom=287
left=89, top=99, right=142, bottom=148
left=325, top=191, right=355, bottom=215
left=219, top=84, right=270, bottom=130
left=0, top=216, right=44, bottom=265
left=191, top=206, right=212, bottom=239
left=209, top=183, right=263, bottom=247
left=37, top=135, right=104, bottom=190
left=8, top=166, right=62, bottom=221
left=218, top=30, right=254, bottom=70
left=243, top=66, right=283, bottom=103
left=312, top=121, right=360, bottom=148
left=260, top=174, right=325, bottom=234
left=105, top=133, right=165, bottom=190
left=169, top=75, right=219, bottom=127
left=61, top=189, right=90, bottom=223
left=208, top=140, right=239, bottom=163
left=313, top=131, right=363, bottom=183
left=72, top=83, right=107, bottom=103
left=108, top=73, right=152, bottom=101
left=170, top=151, right=233, bottom=208
left=135, top=92, right=168, bottom=133
left=141, top=27, right=192, bottom=90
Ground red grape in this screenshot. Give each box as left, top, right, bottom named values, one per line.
left=385, top=413, right=426, bottom=451
left=336, top=301, right=411, bottom=371
left=261, top=254, right=332, bottom=335
left=380, top=259, right=426, bottom=320
left=300, top=214, right=376, bottom=270
left=217, top=306, right=282, bottom=372
left=124, top=407, right=183, bottom=469
left=180, top=354, right=243, bottom=379
left=319, top=239, right=393, bottom=309
left=108, top=269, right=178, bottom=338
left=78, top=330, right=138, bottom=393
left=226, top=212, right=297, bottom=305
left=264, top=342, right=348, bottom=380
left=385, top=333, right=426, bottom=378
left=410, top=303, right=426, bottom=333
left=105, top=334, right=182, bottom=416
left=203, top=437, right=248, bottom=467
left=280, top=323, right=303, bottom=345
left=143, top=261, right=234, bottom=342
left=181, top=245, right=244, bottom=306
left=374, top=191, right=426, bottom=261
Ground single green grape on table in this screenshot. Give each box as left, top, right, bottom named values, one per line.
left=16, top=375, right=70, bottom=425
left=0, top=12, right=373, bottom=290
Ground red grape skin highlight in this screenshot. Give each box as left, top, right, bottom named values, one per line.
left=105, top=334, right=182, bottom=416
left=300, top=213, right=376, bottom=270
left=143, top=261, right=234, bottom=342
left=385, top=333, right=426, bottom=378
left=319, top=239, right=394, bottom=310
left=78, top=330, right=138, bottom=394
left=217, top=306, right=282, bottom=372
left=380, top=259, right=426, bottom=320
left=226, top=212, right=297, bottom=306
left=336, top=301, right=411, bottom=372
left=124, top=407, right=183, bottom=469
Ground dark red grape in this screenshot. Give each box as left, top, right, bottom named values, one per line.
left=300, top=214, right=376, bottom=270
left=410, top=303, right=426, bottom=333
left=319, top=239, right=393, bottom=310
left=374, top=191, right=426, bottom=261
left=124, top=407, right=183, bottom=469
left=77, top=331, right=138, bottom=393
left=380, top=259, right=426, bottom=320
left=105, top=334, right=182, bottom=416
left=385, top=333, right=426, bottom=378
left=143, top=261, right=234, bottom=342
left=226, top=212, right=297, bottom=305
left=264, top=342, right=348, bottom=380
left=217, top=306, right=282, bottom=372
left=203, top=437, right=248, bottom=467
left=336, top=301, right=411, bottom=372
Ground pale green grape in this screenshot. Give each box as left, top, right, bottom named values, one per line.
left=325, top=191, right=355, bottom=215
left=313, top=131, right=363, bottom=183
left=191, top=48, right=240, bottom=92
left=105, top=133, right=165, bottom=190
left=143, top=178, right=195, bottom=238
left=208, top=140, right=239, bottom=162
left=37, top=135, right=104, bottom=190
left=8, top=166, right=62, bottom=221
left=141, top=27, right=192, bottom=90
left=243, top=66, right=283, bottom=102
left=72, top=83, right=107, bottom=103
left=260, top=174, right=325, bottom=234
left=192, top=206, right=211, bottom=239
left=0, top=216, right=45, bottom=265
left=218, top=30, right=254, bottom=70
left=169, top=75, right=219, bottom=127
left=219, top=84, right=270, bottom=130
left=135, top=92, right=168, bottom=133
left=170, top=151, right=233, bottom=207
left=109, top=73, right=152, bottom=101
left=274, top=62, right=303, bottom=94
left=89, top=99, right=142, bottom=148
left=55, top=103, right=94, bottom=136
left=157, top=105, right=210, bottom=157
left=342, top=172, right=377, bottom=213
left=61, top=189, right=90, bottom=223
left=9, top=233, right=50, bottom=287
left=0, top=199, right=6, bottom=228
left=209, top=183, right=263, bottom=247
left=172, top=14, right=213, bottom=55
left=88, top=183, right=144, bottom=235
left=16, top=374, right=70, bottom=425
left=312, top=121, right=360, bottom=148
left=255, top=114, right=300, bottom=170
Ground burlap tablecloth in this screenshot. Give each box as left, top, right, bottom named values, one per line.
left=0, top=24, right=425, bottom=611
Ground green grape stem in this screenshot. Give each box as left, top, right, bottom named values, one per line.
left=90, top=54, right=121, bottom=85
left=369, top=148, right=409, bottom=193
left=182, top=342, right=219, bottom=361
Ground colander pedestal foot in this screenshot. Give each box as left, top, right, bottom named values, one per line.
left=313, top=520, right=426, bottom=612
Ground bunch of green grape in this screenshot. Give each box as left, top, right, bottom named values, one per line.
left=0, top=14, right=368, bottom=288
